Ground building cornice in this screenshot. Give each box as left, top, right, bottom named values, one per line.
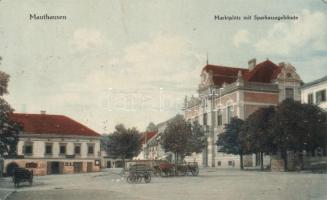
left=19, top=132, right=101, bottom=140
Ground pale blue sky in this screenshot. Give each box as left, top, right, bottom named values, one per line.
left=0, top=0, right=326, bottom=133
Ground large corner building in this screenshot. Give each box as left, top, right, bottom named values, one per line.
left=183, top=59, right=302, bottom=168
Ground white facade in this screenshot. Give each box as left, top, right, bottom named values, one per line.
left=301, top=75, right=327, bottom=111
left=17, top=134, right=101, bottom=159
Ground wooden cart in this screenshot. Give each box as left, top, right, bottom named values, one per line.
left=13, top=168, right=33, bottom=187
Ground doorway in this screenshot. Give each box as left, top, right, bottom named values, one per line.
left=107, top=161, right=111, bottom=168
left=87, top=162, right=92, bottom=172
left=47, top=162, right=61, bottom=174
left=73, top=162, right=83, bottom=173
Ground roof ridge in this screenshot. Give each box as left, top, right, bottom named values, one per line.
left=60, top=115, right=100, bottom=135
left=13, top=113, right=66, bottom=117
left=10, top=113, right=101, bottom=137
left=204, top=64, right=248, bottom=71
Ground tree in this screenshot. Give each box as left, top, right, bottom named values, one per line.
left=106, top=124, right=142, bottom=168
left=217, top=117, right=245, bottom=169
left=187, top=120, right=206, bottom=154
left=0, top=67, right=20, bottom=158
left=146, top=122, right=158, bottom=132
left=271, top=99, right=327, bottom=170
left=161, top=115, right=205, bottom=163
left=242, top=106, right=276, bottom=170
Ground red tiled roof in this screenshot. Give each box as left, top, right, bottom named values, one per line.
left=140, top=131, right=157, bottom=144
left=10, top=113, right=100, bottom=137
left=202, top=60, right=282, bottom=86
left=243, top=60, right=282, bottom=83
left=203, top=65, right=248, bottom=86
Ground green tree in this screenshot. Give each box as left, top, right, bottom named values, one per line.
left=106, top=124, right=142, bottom=168
left=0, top=67, right=20, bottom=158
left=242, top=106, right=276, bottom=170
left=271, top=99, right=327, bottom=170
left=217, top=117, right=245, bottom=169
left=161, top=115, right=205, bottom=163
left=187, top=120, right=206, bottom=154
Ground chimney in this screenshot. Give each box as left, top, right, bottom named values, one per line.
left=40, top=110, right=46, bottom=115
left=248, top=58, right=256, bottom=71
left=279, top=62, right=286, bottom=68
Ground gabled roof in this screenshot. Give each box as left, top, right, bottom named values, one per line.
left=10, top=113, right=100, bottom=137
left=202, top=60, right=282, bottom=86
left=140, top=131, right=157, bottom=144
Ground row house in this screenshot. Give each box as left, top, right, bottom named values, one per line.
left=134, top=131, right=157, bottom=160
left=134, top=120, right=172, bottom=162
left=183, top=59, right=302, bottom=168
left=4, top=112, right=101, bottom=176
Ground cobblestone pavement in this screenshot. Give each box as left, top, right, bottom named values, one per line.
left=1, top=169, right=327, bottom=200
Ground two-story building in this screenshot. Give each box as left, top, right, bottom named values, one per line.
left=4, top=112, right=101, bottom=176
left=183, top=59, right=302, bottom=168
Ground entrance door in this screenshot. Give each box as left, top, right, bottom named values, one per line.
left=107, top=161, right=111, bottom=168
left=87, top=162, right=92, bottom=172
left=51, top=162, right=60, bottom=174
left=73, top=162, right=83, bottom=173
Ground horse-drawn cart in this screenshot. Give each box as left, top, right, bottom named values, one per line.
left=158, top=161, right=199, bottom=177
left=13, top=168, right=33, bottom=187
left=126, top=164, right=151, bottom=184
left=126, top=160, right=199, bottom=178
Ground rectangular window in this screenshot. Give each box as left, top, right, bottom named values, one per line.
left=308, top=93, right=314, bottom=104
left=217, top=110, right=222, bottom=126
left=285, top=88, right=294, bottom=100
left=45, top=143, right=52, bottom=155
left=74, top=144, right=81, bottom=155
left=227, top=106, right=233, bottom=124
left=60, top=144, right=66, bottom=155
left=24, top=143, right=33, bottom=155
left=217, top=161, right=221, bottom=166
left=88, top=145, right=94, bottom=155
left=228, top=160, right=234, bottom=166
left=316, top=90, right=326, bottom=104
left=203, top=113, right=208, bottom=125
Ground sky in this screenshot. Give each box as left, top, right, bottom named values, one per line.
left=0, top=0, right=326, bottom=133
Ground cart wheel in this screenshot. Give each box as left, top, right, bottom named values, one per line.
left=144, top=173, right=151, bottom=183
left=137, top=174, right=143, bottom=183
left=127, top=175, right=134, bottom=184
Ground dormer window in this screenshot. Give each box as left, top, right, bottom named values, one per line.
left=286, top=73, right=292, bottom=78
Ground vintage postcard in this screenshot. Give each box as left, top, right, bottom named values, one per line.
left=0, top=0, right=327, bottom=199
